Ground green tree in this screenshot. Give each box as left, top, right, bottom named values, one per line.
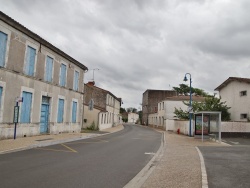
left=120, top=107, right=126, bottom=114
left=174, top=96, right=231, bottom=121
left=138, top=110, right=142, bottom=124
left=173, top=84, right=210, bottom=97
left=132, top=108, right=137, bottom=113
left=126, top=107, right=137, bottom=113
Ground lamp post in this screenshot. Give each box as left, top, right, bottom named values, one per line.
left=183, top=73, right=192, bottom=137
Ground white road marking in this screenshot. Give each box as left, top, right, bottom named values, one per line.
left=145, top=152, right=155, bottom=155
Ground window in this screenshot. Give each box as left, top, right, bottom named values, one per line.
left=72, top=101, right=77, bottom=123
left=20, top=91, right=32, bottom=123
left=155, top=107, right=157, bottom=113
left=240, top=91, right=247, bottom=96
left=73, top=70, right=79, bottom=90
left=25, top=46, right=36, bottom=76
left=240, top=114, right=247, bottom=119
left=57, top=99, right=64, bottom=123
left=0, top=86, right=2, bottom=108
left=60, top=64, right=67, bottom=87
left=162, top=102, right=164, bottom=110
left=45, top=56, right=53, bottom=82
left=0, top=31, right=7, bottom=67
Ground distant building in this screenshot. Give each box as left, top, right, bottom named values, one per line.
left=0, top=11, right=88, bottom=139
left=142, top=89, right=177, bottom=125
left=128, top=112, right=139, bottom=123
left=148, top=96, right=205, bottom=128
left=215, top=77, right=250, bottom=121
left=83, top=81, right=122, bottom=130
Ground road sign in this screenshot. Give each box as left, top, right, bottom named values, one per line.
left=187, top=106, right=193, bottom=113
left=16, top=97, right=23, bottom=102
left=13, top=106, right=19, bottom=123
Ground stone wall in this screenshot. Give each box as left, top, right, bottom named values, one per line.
left=166, top=120, right=250, bottom=137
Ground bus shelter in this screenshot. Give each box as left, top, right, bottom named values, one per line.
left=194, top=111, right=221, bottom=142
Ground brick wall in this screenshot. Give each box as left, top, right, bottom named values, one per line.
left=142, top=90, right=177, bottom=125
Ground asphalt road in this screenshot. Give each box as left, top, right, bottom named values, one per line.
left=199, top=139, right=250, bottom=188
left=0, top=124, right=162, bottom=188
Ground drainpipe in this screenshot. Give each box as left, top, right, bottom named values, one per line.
left=97, top=111, right=102, bottom=130
left=81, top=101, right=85, bottom=130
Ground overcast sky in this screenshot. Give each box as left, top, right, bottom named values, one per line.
left=1, top=0, right=250, bottom=109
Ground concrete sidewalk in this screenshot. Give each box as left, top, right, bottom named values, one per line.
left=0, top=125, right=124, bottom=154
left=141, top=131, right=228, bottom=188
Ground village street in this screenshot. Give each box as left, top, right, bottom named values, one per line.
left=0, top=124, right=162, bottom=188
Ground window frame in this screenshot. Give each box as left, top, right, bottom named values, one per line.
left=59, top=63, right=67, bottom=87
left=73, top=70, right=79, bottom=91
left=57, top=98, right=65, bottom=123
left=72, top=101, right=77, bottom=123
left=0, top=31, right=8, bottom=67
left=240, top=113, right=247, bottom=119
left=240, top=90, right=247, bottom=96
left=45, top=55, right=54, bottom=82
left=0, top=26, right=11, bottom=68
left=24, top=42, right=38, bottom=77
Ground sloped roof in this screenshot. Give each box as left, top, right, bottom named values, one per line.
left=214, top=77, right=250, bottom=91
left=0, top=11, right=88, bottom=71
left=85, top=83, right=122, bottom=103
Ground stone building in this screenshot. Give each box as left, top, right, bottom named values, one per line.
left=0, top=11, right=88, bottom=139
left=83, top=81, right=122, bottom=130
left=148, top=96, right=205, bottom=129
left=142, top=89, right=177, bottom=125
left=128, top=112, right=139, bottom=124
left=215, top=77, right=250, bottom=121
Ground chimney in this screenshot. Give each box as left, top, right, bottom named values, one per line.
left=87, top=81, right=95, bottom=86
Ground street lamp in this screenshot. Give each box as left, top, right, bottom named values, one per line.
left=183, top=73, right=192, bottom=137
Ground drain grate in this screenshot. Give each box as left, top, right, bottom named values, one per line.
left=35, top=138, right=53, bottom=141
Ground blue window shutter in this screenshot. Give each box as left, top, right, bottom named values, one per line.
left=60, top=64, right=66, bottom=86
left=72, top=101, right=77, bottom=123
left=0, top=31, right=7, bottom=67
left=0, top=87, right=2, bottom=107
left=25, top=46, right=36, bottom=76
left=20, top=92, right=32, bottom=123
left=45, top=56, right=53, bottom=82
left=74, top=71, right=79, bottom=90
left=57, top=99, right=64, bottom=123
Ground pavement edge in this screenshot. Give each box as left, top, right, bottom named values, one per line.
left=0, top=125, right=124, bottom=155
left=195, top=146, right=208, bottom=188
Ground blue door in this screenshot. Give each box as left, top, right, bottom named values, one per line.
left=40, top=97, right=50, bottom=133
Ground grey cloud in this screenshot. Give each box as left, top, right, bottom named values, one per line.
left=1, top=0, right=250, bottom=108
